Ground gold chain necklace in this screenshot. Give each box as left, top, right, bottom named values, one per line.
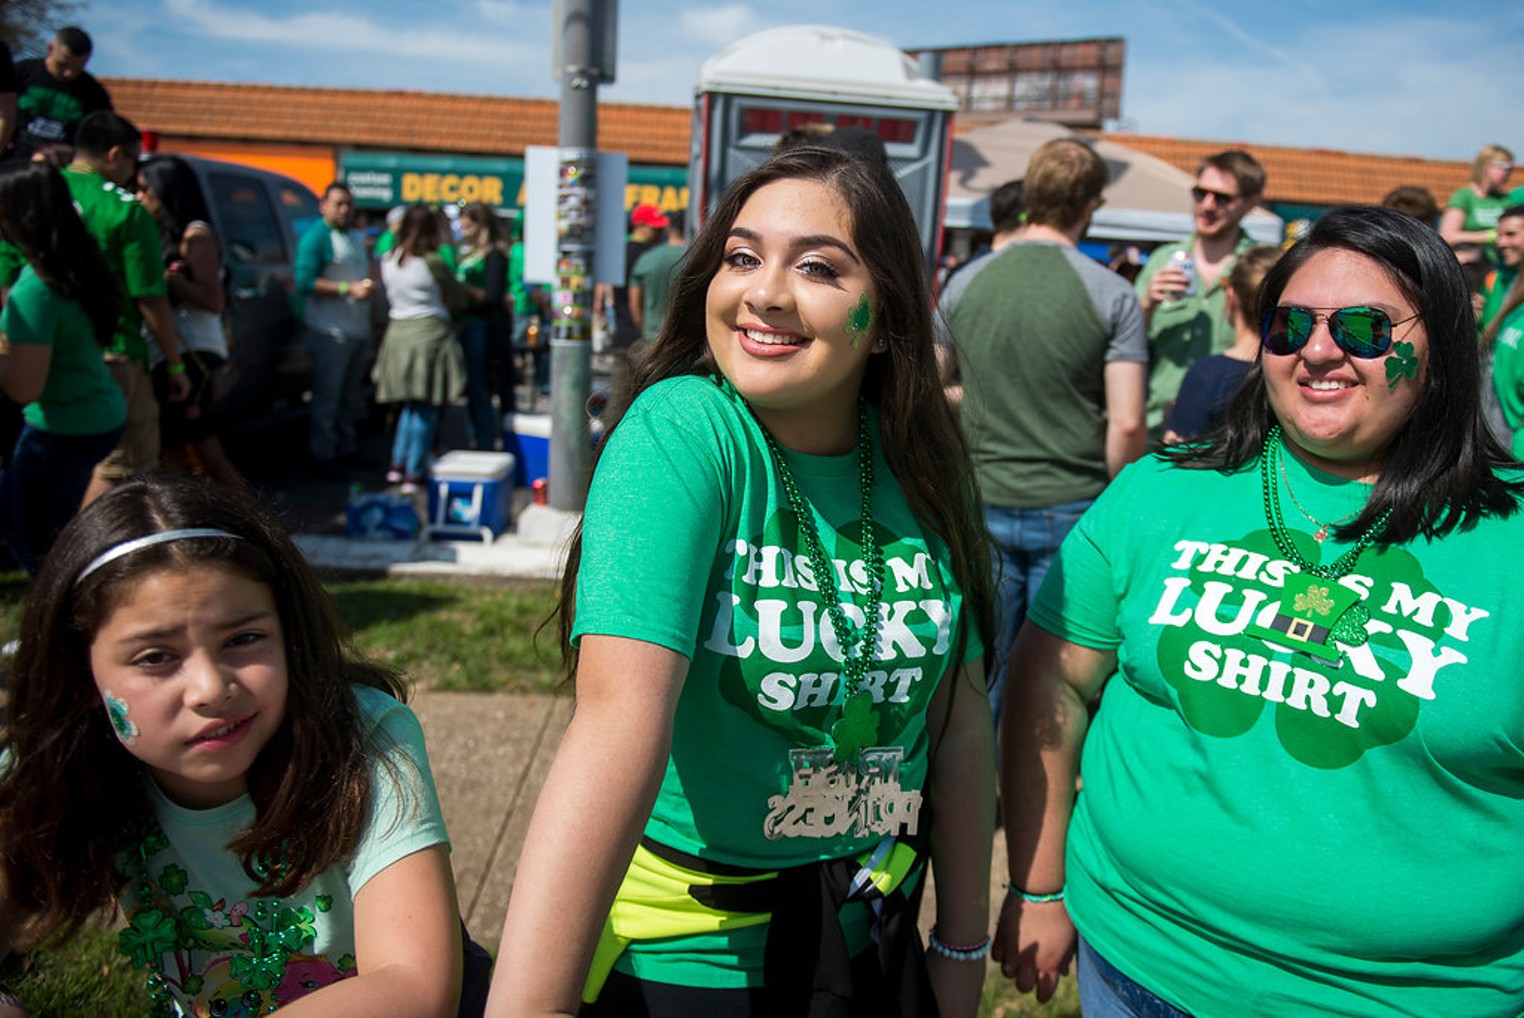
left=1277, top=456, right=1361, bottom=542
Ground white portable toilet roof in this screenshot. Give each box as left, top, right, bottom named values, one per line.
left=696, top=25, right=958, bottom=110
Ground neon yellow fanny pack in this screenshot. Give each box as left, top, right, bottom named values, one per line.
left=582, top=836, right=919, bottom=1003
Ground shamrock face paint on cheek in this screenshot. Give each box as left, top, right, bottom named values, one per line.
left=104, top=691, right=139, bottom=745
left=1385, top=340, right=1418, bottom=389
left=845, top=293, right=872, bottom=349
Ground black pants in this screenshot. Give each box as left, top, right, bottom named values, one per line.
left=580, top=949, right=901, bottom=1018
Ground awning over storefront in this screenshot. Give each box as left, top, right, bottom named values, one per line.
left=339, top=151, right=688, bottom=215
left=945, top=119, right=1284, bottom=244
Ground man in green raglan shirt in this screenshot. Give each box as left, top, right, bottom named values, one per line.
left=1134, top=149, right=1265, bottom=436
left=61, top=111, right=188, bottom=504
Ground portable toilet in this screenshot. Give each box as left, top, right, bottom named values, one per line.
left=691, top=25, right=959, bottom=272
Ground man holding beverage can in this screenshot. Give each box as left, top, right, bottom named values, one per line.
left=1136, top=149, right=1266, bottom=436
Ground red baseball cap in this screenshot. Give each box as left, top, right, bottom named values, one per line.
left=630, top=203, right=670, bottom=229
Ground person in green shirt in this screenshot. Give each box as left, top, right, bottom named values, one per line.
left=628, top=210, right=686, bottom=344
left=0, top=163, right=125, bottom=573
left=491, top=147, right=996, bottom=1016
left=59, top=111, right=188, bottom=506
left=1134, top=149, right=1266, bottom=435
left=996, top=207, right=1524, bottom=1015
left=1484, top=205, right=1524, bottom=455
left=1441, top=144, right=1524, bottom=266
left=454, top=202, right=511, bottom=445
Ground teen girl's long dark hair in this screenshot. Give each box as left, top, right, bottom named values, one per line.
left=137, top=154, right=214, bottom=262
left=0, top=477, right=407, bottom=944
left=1163, top=205, right=1523, bottom=543
left=0, top=163, right=119, bottom=347
left=556, top=146, right=994, bottom=675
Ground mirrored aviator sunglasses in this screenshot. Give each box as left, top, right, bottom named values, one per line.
left=1260, top=305, right=1417, bottom=359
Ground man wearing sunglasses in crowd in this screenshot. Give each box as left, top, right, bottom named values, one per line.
left=1135, top=149, right=1266, bottom=438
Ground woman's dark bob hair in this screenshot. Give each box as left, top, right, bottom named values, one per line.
left=1165, top=204, right=1523, bottom=543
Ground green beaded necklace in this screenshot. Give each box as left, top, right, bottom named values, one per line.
left=1260, top=424, right=1392, bottom=648
left=757, top=399, right=885, bottom=763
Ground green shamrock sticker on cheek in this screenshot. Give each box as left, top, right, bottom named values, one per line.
left=104, top=691, right=139, bottom=744
left=845, top=293, right=872, bottom=349
left=1385, top=340, right=1418, bottom=389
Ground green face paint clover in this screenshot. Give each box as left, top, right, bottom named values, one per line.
left=1385, top=340, right=1418, bottom=389
left=105, top=691, right=139, bottom=744
left=844, top=293, right=873, bottom=349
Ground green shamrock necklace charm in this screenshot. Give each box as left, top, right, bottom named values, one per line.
left=757, top=399, right=885, bottom=764
left=1251, top=426, right=1392, bottom=662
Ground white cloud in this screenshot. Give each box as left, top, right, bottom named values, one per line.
left=680, top=4, right=763, bottom=49
left=160, top=0, right=544, bottom=66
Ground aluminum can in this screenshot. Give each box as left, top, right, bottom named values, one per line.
left=1170, top=248, right=1198, bottom=297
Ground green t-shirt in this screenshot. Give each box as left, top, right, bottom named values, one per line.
left=1030, top=451, right=1524, bottom=1016
left=118, top=687, right=448, bottom=1015
left=1480, top=264, right=1517, bottom=334
left=573, top=375, right=981, bottom=986
left=1491, top=304, right=1524, bottom=458
left=946, top=241, right=1146, bottom=508
left=1135, top=232, right=1255, bottom=433
left=0, top=265, right=125, bottom=436
left=61, top=165, right=168, bottom=364
left=1448, top=185, right=1524, bottom=264
left=630, top=243, right=686, bottom=342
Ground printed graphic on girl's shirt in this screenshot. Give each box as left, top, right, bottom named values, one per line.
left=701, top=509, right=957, bottom=839
left=119, top=824, right=357, bottom=1016
left=1147, top=528, right=1489, bottom=769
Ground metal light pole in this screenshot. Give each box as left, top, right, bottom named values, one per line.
left=548, top=0, right=616, bottom=511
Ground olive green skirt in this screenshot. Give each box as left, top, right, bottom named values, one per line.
left=372, top=315, right=467, bottom=405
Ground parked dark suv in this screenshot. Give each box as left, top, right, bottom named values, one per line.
left=169, top=154, right=323, bottom=432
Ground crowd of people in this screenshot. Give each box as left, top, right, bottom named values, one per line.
left=1, top=20, right=1524, bottom=1018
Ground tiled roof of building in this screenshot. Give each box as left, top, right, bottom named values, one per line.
left=105, top=78, right=692, bottom=164
left=1101, top=132, right=1470, bottom=209
left=107, top=78, right=1472, bottom=210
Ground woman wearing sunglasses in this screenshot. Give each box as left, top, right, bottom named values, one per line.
left=994, top=206, right=1524, bottom=1015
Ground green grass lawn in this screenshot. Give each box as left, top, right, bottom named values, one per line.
left=0, top=570, right=1079, bottom=1016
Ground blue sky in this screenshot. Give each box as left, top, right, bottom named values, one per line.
left=73, top=0, right=1523, bottom=162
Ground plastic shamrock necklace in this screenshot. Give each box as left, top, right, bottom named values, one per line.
left=756, top=399, right=884, bottom=763
left=1260, top=424, right=1392, bottom=650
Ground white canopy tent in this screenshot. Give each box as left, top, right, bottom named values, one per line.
left=946, top=119, right=1283, bottom=244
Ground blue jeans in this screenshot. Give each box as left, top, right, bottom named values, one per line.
left=2, top=424, right=122, bottom=574
left=305, top=326, right=370, bottom=462
left=390, top=401, right=438, bottom=479
left=984, top=497, right=1093, bottom=723
left=1078, top=938, right=1192, bottom=1018
left=458, top=319, right=498, bottom=451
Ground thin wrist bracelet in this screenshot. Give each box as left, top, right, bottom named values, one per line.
left=927, top=926, right=991, bottom=961
left=166, top=361, right=186, bottom=374
left=1007, top=881, right=1064, bottom=903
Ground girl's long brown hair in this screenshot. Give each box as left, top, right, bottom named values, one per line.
left=0, top=477, right=407, bottom=945
left=556, top=146, right=994, bottom=678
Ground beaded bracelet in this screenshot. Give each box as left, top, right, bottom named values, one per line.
left=927, top=926, right=992, bottom=962
left=1006, top=881, right=1064, bottom=903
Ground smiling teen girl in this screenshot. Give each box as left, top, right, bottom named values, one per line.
left=0, top=477, right=466, bottom=1016
left=489, top=148, right=995, bottom=1016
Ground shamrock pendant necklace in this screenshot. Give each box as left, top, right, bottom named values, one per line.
left=757, top=399, right=885, bottom=763
left=1259, top=425, right=1392, bottom=654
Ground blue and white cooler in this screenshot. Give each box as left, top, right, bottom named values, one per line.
left=425, top=451, right=517, bottom=542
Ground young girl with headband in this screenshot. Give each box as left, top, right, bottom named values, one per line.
left=0, top=476, right=473, bottom=1016
left=490, top=147, right=996, bottom=1016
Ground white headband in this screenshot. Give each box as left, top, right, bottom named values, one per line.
left=75, top=528, right=242, bottom=585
